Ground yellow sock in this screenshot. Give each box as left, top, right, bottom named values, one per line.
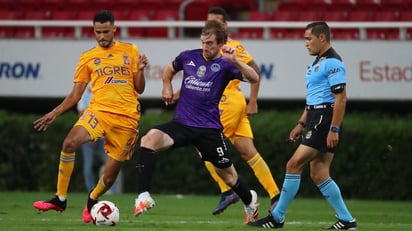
left=56, top=151, right=75, bottom=198
left=247, top=153, right=280, bottom=199
left=204, top=161, right=231, bottom=193
left=90, top=175, right=108, bottom=200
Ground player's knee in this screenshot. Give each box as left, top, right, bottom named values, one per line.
left=218, top=167, right=238, bottom=187
left=310, top=172, right=329, bottom=185
left=223, top=176, right=237, bottom=187
left=238, top=151, right=254, bottom=161
left=103, top=175, right=116, bottom=187
left=140, top=130, right=158, bottom=147
left=285, top=159, right=302, bottom=173
left=62, top=137, right=79, bottom=153
left=140, top=134, right=150, bottom=146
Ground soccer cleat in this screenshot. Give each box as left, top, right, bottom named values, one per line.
left=33, top=195, right=66, bottom=212
left=243, top=190, right=259, bottom=223
left=134, top=192, right=155, bottom=217
left=326, top=219, right=357, bottom=230
left=82, top=194, right=98, bottom=223
left=247, top=213, right=285, bottom=228
left=82, top=204, right=92, bottom=223
left=212, top=190, right=240, bottom=215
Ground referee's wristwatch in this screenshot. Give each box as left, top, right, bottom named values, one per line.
left=329, top=126, right=341, bottom=133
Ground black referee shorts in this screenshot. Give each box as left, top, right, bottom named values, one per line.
left=301, top=105, right=340, bottom=153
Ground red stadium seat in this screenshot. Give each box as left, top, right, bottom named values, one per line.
left=146, top=10, right=178, bottom=38
left=332, top=0, right=355, bottom=5
left=42, top=27, right=75, bottom=38
left=323, top=10, right=348, bottom=22
left=128, top=9, right=153, bottom=38
left=0, top=27, right=15, bottom=38
left=236, top=28, right=263, bottom=39
left=230, top=30, right=254, bottom=39
left=23, top=10, right=53, bottom=20
left=278, top=0, right=330, bottom=12
left=112, top=9, right=129, bottom=21
left=399, top=10, right=412, bottom=21
left=81, top=27, right=95, bottom=38
left=0, top=9, right=24, bottom=20
left=347, top=9, right=375, bottom=21
left=152, top=10, right=178, bottom=21
left=282, top=29, right=304, bottom=39
left=271, top=10, right=299, bottom=21
left=249, top=11, right=272, bottom=21
left=235, top=11, right=272, bottom=39
left=406, top=28, right=412, bottom=39
left=297, top=10, right=323, bottom=22
left=77, top=10, right=97, bottom=20
left=128, top=9, right=153, bottom=21
left=355, top=0, right=380, bottom=7
left=51, top=11, right=78, bottom=20
left=367, top=28, right=400, bottom=40
left=374, top=10, right=400, bottom=21
left=331, top=28, right=360, bottom=40
left=16, top=0, right=40, bottom=6
left=270, top=28, right=303, bottom=39
left=66, top=0, right=88, bottom=9
left=14, top=27, right=35, bottom=38
left=270, top=28, right=288, bottom=39
left=277, top=2, right=304, bottom=11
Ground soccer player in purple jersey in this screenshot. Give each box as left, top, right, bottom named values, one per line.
left=133, top=20, right=260, bottom=223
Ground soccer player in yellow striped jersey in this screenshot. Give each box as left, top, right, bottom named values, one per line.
left=205, top=7, right=280, bottom=217
left=32, top=10, right=148, bottom=224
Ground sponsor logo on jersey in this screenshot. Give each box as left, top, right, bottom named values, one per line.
left=211, top=63, right=220, bottom=72
left=314, top=64, right=320, bottom=72
left=186, top=60, right=195, bottom=66
left=94, top=58, right=101, bottom=65
left=123, top=54, right=130, bottom=65
left=104, top=76, right=128, bottom=84
left=328, top=68, right=341, bottom=75
left=197, top=65, right=206, bottom=78
left=217, top=157, right=230, bottom=164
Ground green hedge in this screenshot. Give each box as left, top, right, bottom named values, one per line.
left=1, top=109, right=411, bottom=200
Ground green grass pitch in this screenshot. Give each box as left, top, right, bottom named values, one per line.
left=1, top=192, right=411, bottom=230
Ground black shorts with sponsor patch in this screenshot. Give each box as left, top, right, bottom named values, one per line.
left=301, top=106, right=340, bottom=153
left=154, top=121, right=233, bottom=168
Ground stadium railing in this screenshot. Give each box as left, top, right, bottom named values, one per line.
left=1, top=20, right=411, bottom=40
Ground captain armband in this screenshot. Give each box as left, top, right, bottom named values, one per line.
left=331, top=83, right=346, bottom=94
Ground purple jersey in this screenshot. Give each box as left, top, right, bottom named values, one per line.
left=172, top=49, right=243, bottom=129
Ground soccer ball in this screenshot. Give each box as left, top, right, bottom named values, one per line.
left=90, top=201, right=120, bottom=226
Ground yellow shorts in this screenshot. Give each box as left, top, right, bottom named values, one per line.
left=219, top=88, right=253, bottom=143
left=75, top=109, right=139, bottom=162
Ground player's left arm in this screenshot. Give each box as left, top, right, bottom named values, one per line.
left=327, top=60, right=347, bottom=149
left=327, top=86, right=346, bottom=149
left=134, top=54, right=148, bottom=94
left=246, top=60, right=261, bottom=115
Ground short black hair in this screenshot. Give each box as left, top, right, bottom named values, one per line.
left=306, top=21, right=330, bottom=42
left=207, top=6, right=229, bottom=22
left=93, top=10, right=115, bottom=24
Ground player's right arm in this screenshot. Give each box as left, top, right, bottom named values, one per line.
left=289, top=108, right=307, bottom=142
left=162, top=63, right=177, bottom=106
left=33, top=82, right=88, bottom=131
